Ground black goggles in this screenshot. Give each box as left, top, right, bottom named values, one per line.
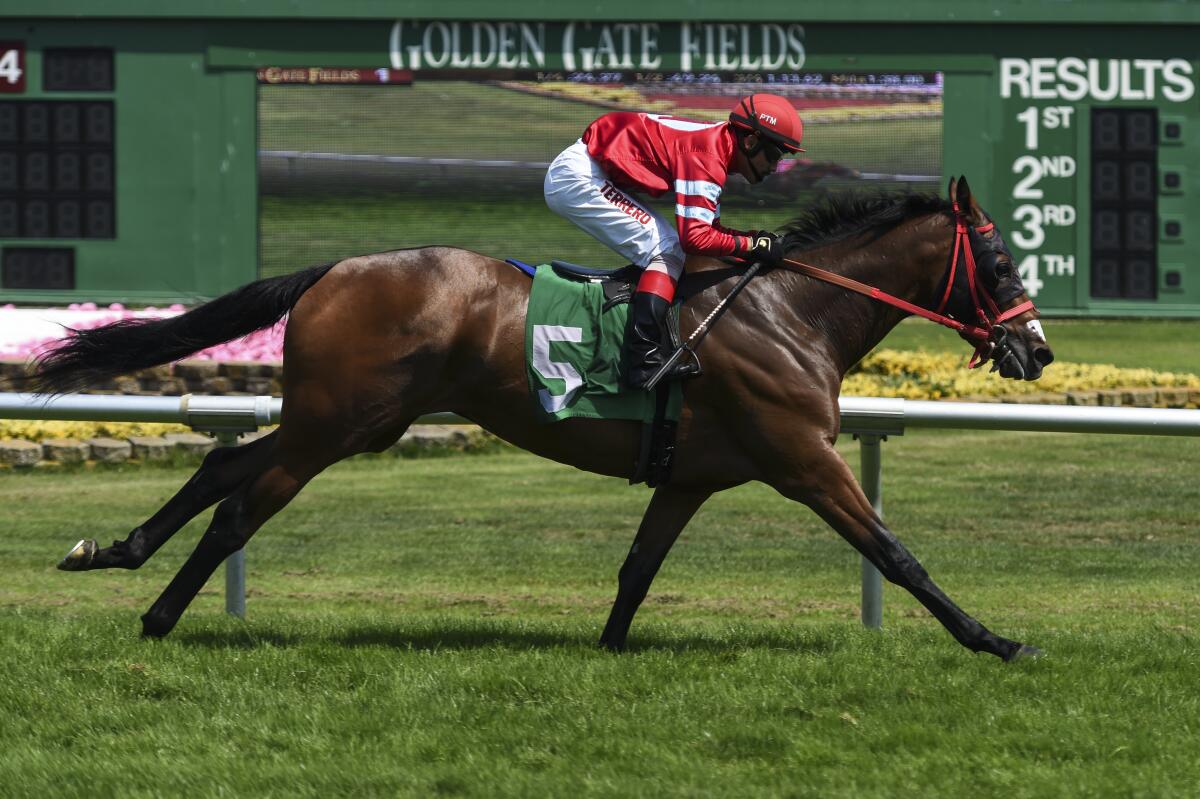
left=760, top=139, right=786, bottom=162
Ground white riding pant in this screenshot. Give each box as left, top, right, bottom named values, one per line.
left=544, top=140, right=685, bottom=282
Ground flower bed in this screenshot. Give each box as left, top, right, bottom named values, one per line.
left=843, top=349, right=1200, bottom=400
left=0, top=420, right=193, bottom=443
left=0, top=303, right=284, bottom=362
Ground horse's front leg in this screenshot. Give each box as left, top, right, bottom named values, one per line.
left=599, top=486, right=711, bottom=651
left=775, top=444, right=1040, bottom=661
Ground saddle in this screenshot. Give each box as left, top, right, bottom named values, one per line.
left=550, top=260, right=637, bottom=304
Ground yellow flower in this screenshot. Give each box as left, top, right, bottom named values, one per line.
left=841, top=350, right=1199, bottom=400
left=0, top=421, right=194, bottom=443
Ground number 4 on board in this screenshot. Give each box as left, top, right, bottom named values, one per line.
left=1017, top=254, right=1044, bottom=298
left=0, top=49, right=23, bottom=85
left=0, top=44, right=25, bottom=93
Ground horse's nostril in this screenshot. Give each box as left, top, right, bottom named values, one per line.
left=1033, top=347, right=1054, bottom=366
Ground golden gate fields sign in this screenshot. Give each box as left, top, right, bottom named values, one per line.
left=388, top=21, right=807, bottom=73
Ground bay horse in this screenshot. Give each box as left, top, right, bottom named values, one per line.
left=35, top=176, right=1054, bottom=661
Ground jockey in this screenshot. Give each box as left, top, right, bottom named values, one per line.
left=544, top=93, right=805, bottom=389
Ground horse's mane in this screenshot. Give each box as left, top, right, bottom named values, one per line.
left=780, top=191, right=953, bottom=251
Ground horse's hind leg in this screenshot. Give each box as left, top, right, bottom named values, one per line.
left=139, top=431, right=345, bottom=638
left=58, top=432, right=277, bottom=572
left=599, top=486, right=711, bottom=651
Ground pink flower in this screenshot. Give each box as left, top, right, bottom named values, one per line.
left=1, top=307, right=286, bottom=364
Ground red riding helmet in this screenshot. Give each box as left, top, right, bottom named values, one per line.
left=729, top=93, right=805, bottom=152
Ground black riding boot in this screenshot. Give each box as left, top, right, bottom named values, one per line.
left=626, top=291, right=698, bottom=390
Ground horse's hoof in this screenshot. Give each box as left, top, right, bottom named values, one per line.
left=1006, top=643, right=1045, bottom=662
left=58, top=539, right=98, bottom=571
left=140, top=610, right=176, bottom=639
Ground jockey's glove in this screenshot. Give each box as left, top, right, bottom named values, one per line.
left=746, top=231, right=785, bottom=264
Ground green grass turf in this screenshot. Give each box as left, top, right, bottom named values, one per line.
left=258, top=192, right=805, bottom=278
left=256, top=83, right=937, bottom=278
left=1, top=431, right=1197, bottom=797
left=258, top=81, right=941, bottom=176
left=260, top=82, right=600, bottom=161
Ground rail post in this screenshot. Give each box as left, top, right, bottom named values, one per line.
left=858, top=434, right=884, bottom=629
left=216, top=430, right=246, bottom=618
left=179, top=395, right=276, bottom=619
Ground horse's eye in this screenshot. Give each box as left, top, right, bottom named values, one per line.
left=995, top=263, right=1012, bottom=278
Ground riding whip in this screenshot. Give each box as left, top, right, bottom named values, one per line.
left=643, top=261, right=763, bottom=391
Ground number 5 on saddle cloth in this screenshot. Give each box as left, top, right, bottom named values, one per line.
left=514, top=259, right=685, bottom=487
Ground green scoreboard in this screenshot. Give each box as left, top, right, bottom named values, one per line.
left=994, top=57, right=1197, bottom=314
left=0, top=25, right=256, bottom=306
left=0, top=4, right=1197, bottom=317
left=0, top=46, right=116, bottom=291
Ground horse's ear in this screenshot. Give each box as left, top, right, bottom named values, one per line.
left=955, top=175, right=972, bottom=208
left=955, top=175, right=988, bottom=225
left=947, top=175, right=958, bottom=201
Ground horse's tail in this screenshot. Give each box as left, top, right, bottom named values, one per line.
left=28, top=262, right=338, bottom=395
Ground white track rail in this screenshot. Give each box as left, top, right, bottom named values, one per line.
left=3, top=392, right=1197, bottom=625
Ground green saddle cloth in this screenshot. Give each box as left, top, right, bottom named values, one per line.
left=525, top=264, right=683, bottom=423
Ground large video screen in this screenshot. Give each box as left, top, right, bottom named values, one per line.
left=257, top=73, right=942, bottom=278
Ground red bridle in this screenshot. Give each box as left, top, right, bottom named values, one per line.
left=776, top=206, right=1036, bottom=368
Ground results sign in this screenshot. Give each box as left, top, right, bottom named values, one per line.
left=996, top=57, right=1197, bottom=308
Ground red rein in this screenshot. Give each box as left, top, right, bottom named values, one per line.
left=777, top=210, right=1036, bottom=368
